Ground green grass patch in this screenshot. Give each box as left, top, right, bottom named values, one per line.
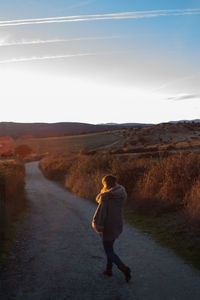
left=123, top=209, right=200, bottom=271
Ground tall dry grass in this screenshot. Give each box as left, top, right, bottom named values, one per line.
left=64, top=153, right=112, bottom=199
left=184, top=179, right=200, bottom=222
left=133, top=152, right=200, bottom=214
left=39, top=152, right=200, bottom=221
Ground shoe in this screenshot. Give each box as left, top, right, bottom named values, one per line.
left=118, top=264, right=131, bottom=282
left=103, top=265, right=112, bottom=276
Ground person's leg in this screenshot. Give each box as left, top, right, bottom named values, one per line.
left=103, top=239, right=123, bottom=267
left=102, top=240, right=113, bottom=275
left=103, top=239, right=131, bottom=282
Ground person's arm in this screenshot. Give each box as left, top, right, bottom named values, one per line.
left=96, top=189, right=108, bottom=203
left=92, top=199, right=107, bottom=234
left=123, top=188, right=127, bottom=205
left=96, top=193, right=102, bottom=203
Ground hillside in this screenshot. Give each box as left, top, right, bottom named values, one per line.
left=15, top=131, right=119, bottom=156
left=0, top=122, right=149, bottom=139
left=105, top=121, right=200, bottom=156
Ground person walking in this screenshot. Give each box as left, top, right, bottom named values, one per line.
left=92, top=174, right=131, bottom=282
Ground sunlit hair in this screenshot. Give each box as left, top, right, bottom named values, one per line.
left=102, top=174, right=117, bottom=189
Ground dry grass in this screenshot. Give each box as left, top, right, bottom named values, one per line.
left=184, top=179, right=200, bottom=221
left=0, top=159, right=26, bottom=232
left=133, top=152, right=200, bottom=214
left=39, top=152, right=200, bottom=222
left=39, top=155, right=75, bottom=181
left=64, top=153, right=111, bottom=199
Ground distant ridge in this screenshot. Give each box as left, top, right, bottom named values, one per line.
left=168, top=119, right=200, bottom=124
left=0, top=122, right=150, bottom=138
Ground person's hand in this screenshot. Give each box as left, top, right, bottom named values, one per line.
left=101, top=188, right=106, bottom=193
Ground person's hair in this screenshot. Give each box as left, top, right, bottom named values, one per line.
left=102, top=174, right=117, bottom=189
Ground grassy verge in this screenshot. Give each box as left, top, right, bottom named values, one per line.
left=123, top=209, right=200, bottom=270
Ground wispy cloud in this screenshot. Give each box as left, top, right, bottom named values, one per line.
left=153, top=73, right=200, bottom=93
left=0, top=8, right=199, bottom=27
left=0, top=35, right=121, bottom=47
left=168, top=94, right=200, bottom=101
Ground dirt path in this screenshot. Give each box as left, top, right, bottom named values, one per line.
left=1, top=161, right=200, bottom=300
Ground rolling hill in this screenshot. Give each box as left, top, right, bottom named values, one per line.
left=0, top=122, right=150, bottom=138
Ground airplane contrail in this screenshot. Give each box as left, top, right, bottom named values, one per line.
left=0, top=36, right=121, bottom=47
left=0, top=52, right=106, bottom=64
left=0, top=53, right=96, bottom=64
left=0, top=9, right=199, bottom=27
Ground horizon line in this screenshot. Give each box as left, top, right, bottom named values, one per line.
left=0, top=119, right=199, bottom=125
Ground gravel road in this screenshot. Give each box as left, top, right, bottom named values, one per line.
left=1, top=161, right=200, bottom=300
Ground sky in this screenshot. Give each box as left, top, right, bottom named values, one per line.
left=0, top=0, right=200, bottom=124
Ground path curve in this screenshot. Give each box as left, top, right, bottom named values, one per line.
left=1, top=161, right=200, bottom=300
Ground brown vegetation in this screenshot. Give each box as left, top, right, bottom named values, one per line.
left=39, top=152, right=200, bottom=223
left=0, top=159, right=26, bottom=242
left=39, top=155, right=75, bottom=182
left=184, top=179, right=200, bottom=222
left=132, top=152, right=200, bottom=214
left=14, top=144, right=32, bottom=158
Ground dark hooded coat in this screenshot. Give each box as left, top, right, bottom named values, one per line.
left=92, top=185, right=127, bottom=241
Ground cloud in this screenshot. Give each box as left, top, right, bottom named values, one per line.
left=168, top=94, right=200, bottom=101
left=153, top=72, right=200, bottom=93
left=0, top=8, right=199, bottom=27
left=0, top=35, right=121, bottom=47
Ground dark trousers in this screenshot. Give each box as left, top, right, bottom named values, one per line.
left=103, top=239, right=123, bottom=267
